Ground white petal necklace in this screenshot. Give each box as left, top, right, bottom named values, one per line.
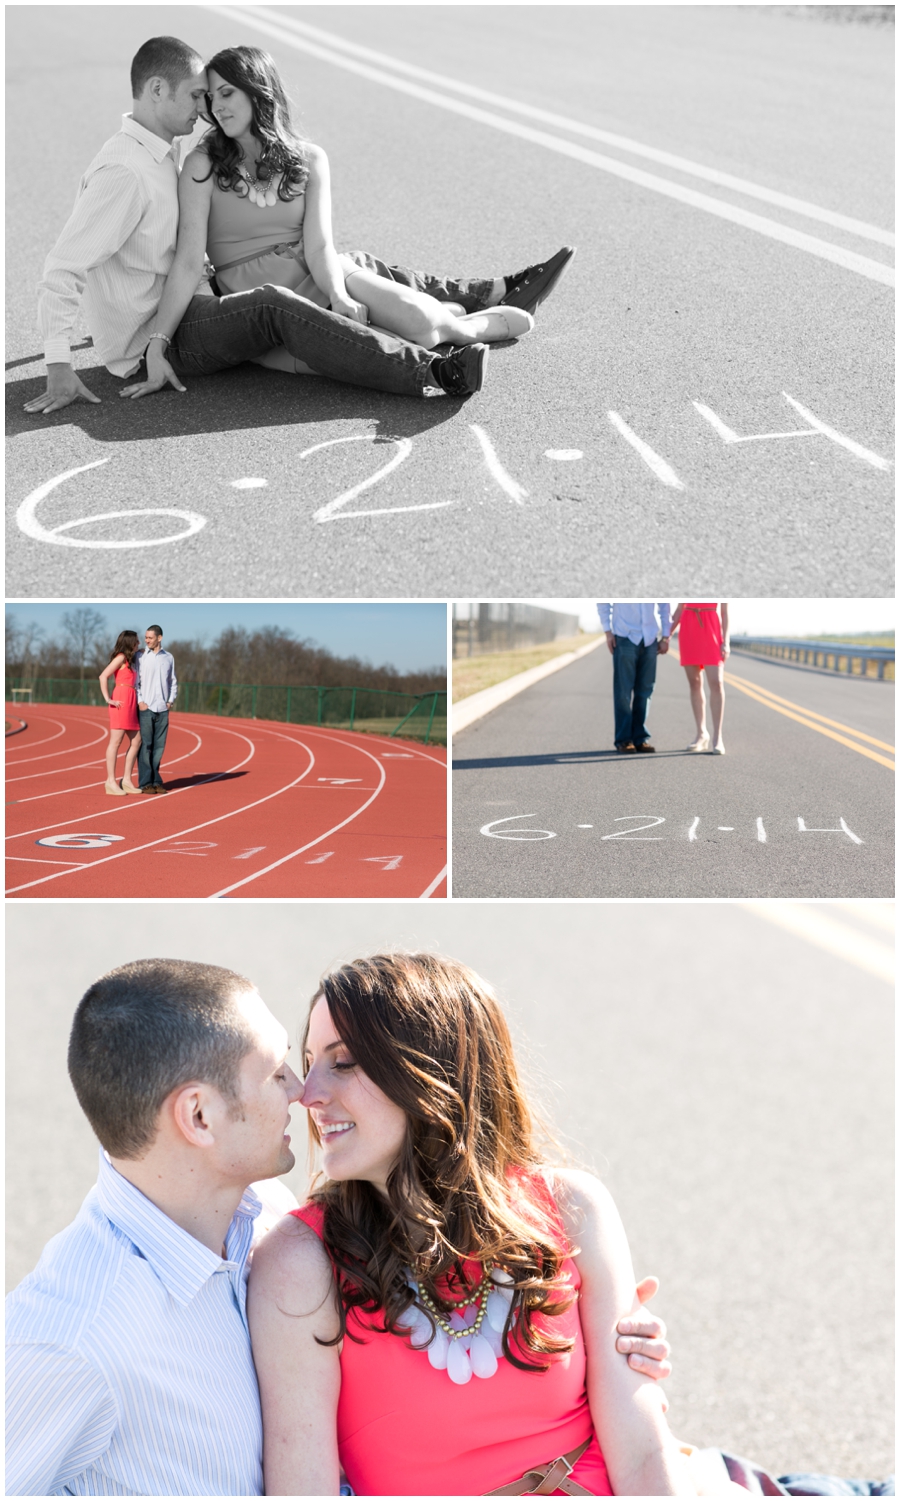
left=397, top=1267, right=515, bottom=1385
left=238, top=163, right=281, bottom=209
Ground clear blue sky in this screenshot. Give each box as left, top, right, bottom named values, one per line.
left=6, top=603, right=447, bottom=672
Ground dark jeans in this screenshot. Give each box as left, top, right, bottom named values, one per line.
left=612, top=636, right=658, bottom=747
left=169, top=256, right=495, bottom=397
left=138, top=709, right=169, bottom=788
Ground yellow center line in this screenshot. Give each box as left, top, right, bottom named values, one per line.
left=724, top=675, right=895, bottom=770
left=726, top=672, right=895, bottom=752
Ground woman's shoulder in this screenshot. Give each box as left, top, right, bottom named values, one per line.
left=180, top=146, right=214, bottom=189
left=540, top=1167, right=621, bottom=1240
left=250, top=1209, right=332, bottom=1294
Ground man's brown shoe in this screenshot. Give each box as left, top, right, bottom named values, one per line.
left=634, top=742, right=656, bottom=753
left=615, top=742, right=636, bottom=753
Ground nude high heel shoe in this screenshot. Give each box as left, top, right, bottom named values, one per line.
left=687, top=732, right=710, bottom=752
left=121, top=777, right=142, bottom=794
left=105, top=780, right=126, bottom=796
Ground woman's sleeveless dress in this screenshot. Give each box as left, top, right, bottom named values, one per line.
left=108, top=664, right=138, bottom=731
left=205, top=167, right=357, bottom=303
left=677, top=604, right=723, bottom=667
left=291, top=1179, right=612, bottom=1498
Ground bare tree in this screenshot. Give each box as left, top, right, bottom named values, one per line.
left=5, top=613, right=46, bottom=690
left=60, top=608, right=108, bottom=684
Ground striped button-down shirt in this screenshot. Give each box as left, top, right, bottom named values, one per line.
left=6, top=1150, right=265, bottom=1496
left=38, top=115, right=205, bottom=378
left=597, top=603, right=672, bottom=645
left=137, top=647, right=178, bottom=711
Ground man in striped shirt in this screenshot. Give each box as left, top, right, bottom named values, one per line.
left=6, top=957, right=672, bottom=1496
left=25, top=35, right=531, bottom=412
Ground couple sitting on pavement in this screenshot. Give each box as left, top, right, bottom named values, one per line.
left=598, top=603, right=730, bottom=756
left=98, top=625, right=176, bottom=795
left=25, top=36, right=575, bottom=416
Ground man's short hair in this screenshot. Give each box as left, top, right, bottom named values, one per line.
left=68, top=959, right=257, bottom=1159
left=131, top=37, right=204, bottom=99
left=147, top=624, right=163, bottom=637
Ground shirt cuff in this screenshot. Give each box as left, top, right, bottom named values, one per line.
left=44, top=339, right=73, bottom=366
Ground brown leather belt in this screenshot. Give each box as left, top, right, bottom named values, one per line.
left=484, top=1438, right=592, bottom=1496
left=213, top=239, right=303, bottom=274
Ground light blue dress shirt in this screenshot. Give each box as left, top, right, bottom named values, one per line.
left=596, top=603, right=671, bottom=644
left=6, top=1151, right=264, bottom=1496
left=136, top=647, right=177, bottom=711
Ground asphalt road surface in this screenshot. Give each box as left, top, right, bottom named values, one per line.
left=452, top=648, right=895, bottom=896
left=6, top=6, right=894, bottom=596
left=6, top=900, right=893, bottom=1479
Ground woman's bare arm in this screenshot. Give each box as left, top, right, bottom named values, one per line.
left=550, top=1169, right=697, bottom=1497
left=98, top=654, right=125, bottom=706
left=720, top=604, right=730, bottom=657
left=670, top=604, right=685, bottom=634
left=248, top=1213, right=342, bottom=1497
left=301, top=146, right=366, bottom=324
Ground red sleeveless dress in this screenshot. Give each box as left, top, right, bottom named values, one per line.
left=291, top=1177, right=612, bottom=1497
left=677, top=604, right=723, bottom=666
left=108, top=663, right=139, bottom=731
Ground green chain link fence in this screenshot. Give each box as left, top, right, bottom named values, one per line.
left=5, top=679, right=447, bottom=745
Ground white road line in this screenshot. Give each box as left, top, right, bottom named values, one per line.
left=209, top=746, right=387, bottom=897
left=469, top=426, right=528, bottom=502
left=607, top=413, right=686, bottom=489
left=419, top=865, right=447, bottom=899
left=741, top=902, right=893, bottom=984
left=214, top=4, right=895, bottom=286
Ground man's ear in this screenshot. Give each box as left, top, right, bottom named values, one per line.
left=170, top=1082, right=218, bottom=1149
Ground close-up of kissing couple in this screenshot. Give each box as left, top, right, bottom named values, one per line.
left=26, top=36, right=575, bottom=416
left=6, top=953, right=888, bottom=1497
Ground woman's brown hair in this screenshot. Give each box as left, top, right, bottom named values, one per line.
left=303, top=952, right=576, bottom=1371
left=109, top=631, right=139, bottom=667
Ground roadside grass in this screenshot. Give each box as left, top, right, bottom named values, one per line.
left=452, top=636, right=594, bottom=702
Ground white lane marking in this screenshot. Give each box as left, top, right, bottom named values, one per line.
left=310, top=435, right=416, bottom=522
left=6, top=856, right=90, bottom=867
left=36, top=832, right=125, bottom=849
left=6, top=722, right=109, bottom=766
left=6, top=723, right=203, bottom=783
left=756, top=818, right=767, bottom=843
left=363, top=855, right=404, bottom=870
left=6, top=733, right=301, bottom=894
left=607, top=413, right=685, bottom=489
left=227, top=7, right=893, bottom=248
left=688, top=817, right=700, bottom=841
left=17, top=460, right=207, bottom=549
left=797, top=816, right=863, bottom=845
left=213, top=4, right=895, bottom=285
left=469, top=426, right=528, bottom=503
left=577, top=824, right=593, bottom=828
left=480, top=815, right=555, bottom=840
left=5, top=716, right=70, bottom=756
left=419, top=864, right=447, bottom=899
left=210, top=745, right=387, bottom=896
left=318, top=777, right=362, bottom=784
left=231, top=478, right=268, bottom=488
left=740, top=902, right=893, bottom=984
left=234, top=847, right=267, bottom=860
left=693, top=395, right=891, bottom=469
left=718, top=826, right=735, bottom=831
left=545, top=449, right=583, bottom=460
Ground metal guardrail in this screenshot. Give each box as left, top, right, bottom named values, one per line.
left=4, top=679, right=447, bottom=745
left=452, top=603, right=581, bottom=658
left=730, top=637, right=894, bottom=680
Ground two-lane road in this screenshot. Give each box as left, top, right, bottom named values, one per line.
left=451, top=647, right=894, bottom=896
left=6, top=6, right=893, bottom=595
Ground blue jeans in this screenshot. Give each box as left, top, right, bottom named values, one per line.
left=612, top=636, right=658, bottom=746
left=138, top=709, right=169, bottom=788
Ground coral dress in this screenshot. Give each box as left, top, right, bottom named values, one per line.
left=108, top=663, right=139, bottom=731
left=677, top=604, right=723, bottom=667
left=292, top=1179, right=613, bottom=1498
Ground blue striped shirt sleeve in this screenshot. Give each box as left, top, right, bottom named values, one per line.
left=6, top=1343, right=118, bottom=1496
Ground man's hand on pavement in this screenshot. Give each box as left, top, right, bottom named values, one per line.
left=120, top=347, right=186, bottom=399
left=23, top=365, right=101, bottom=415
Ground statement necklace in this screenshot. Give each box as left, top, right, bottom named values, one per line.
left=238, top=164, right=281, bottom=208
left=397, top=1266, right=515, bottom=1385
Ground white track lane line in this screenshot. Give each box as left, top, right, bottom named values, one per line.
left=419, top=865, right=448, bottom=899
left=251, top=719, right=447, bottom=769
left=209, top=740, right=385, bottom=897
left=213, top=4, right=894, bottom=286
left=6, top=734, right=311, bottom=895
left=225, top=7, right=892, bottom=248
left=6, top=723, right=110, bottom=764
left=7, top=727, right=255, bottom=843
left=4, top=716, right=100, bottom=762
left=6, top=728, right=205, bottom=787
left=4, top=715, right=69, bottom=752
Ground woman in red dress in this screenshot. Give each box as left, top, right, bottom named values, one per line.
left=98, top=630, right=143, bottom=795
left=670, top=604, right=730, bottom=754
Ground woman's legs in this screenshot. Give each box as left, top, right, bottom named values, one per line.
left=121, top=730, right=142, bottom=788
left=105, top=728, right=126, bottom=789
left=705, top=662, right=725, bottom=751
left=683, top=666, right=708, bottom=748
left=343, top=266, right=533, bottom=347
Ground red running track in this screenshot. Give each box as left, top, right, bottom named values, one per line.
left=6, top=704, right=446, bottom=899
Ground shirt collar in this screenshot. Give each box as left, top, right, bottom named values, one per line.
left=96, top=1149, right=262, bottom=1304
left=120, top=112, right=177, bottom=163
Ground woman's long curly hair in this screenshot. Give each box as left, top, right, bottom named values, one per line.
left=108, top=631, right=139, bottom=667
left=197, top=46, right=310, bottom=201
left=303, top=952, right=577, bottom=1372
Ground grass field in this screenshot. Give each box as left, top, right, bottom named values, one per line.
left=451, top=636, right=593, bottom=702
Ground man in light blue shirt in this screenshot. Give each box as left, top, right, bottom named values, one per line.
left=597, top=603, right=671, bottom=752
left=136, top=622, right=177, bottom=793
